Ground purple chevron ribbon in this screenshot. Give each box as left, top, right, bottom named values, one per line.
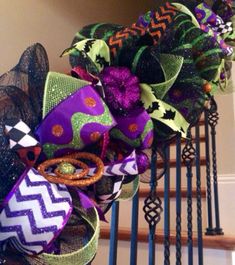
left=88, top=150, right=138, bottom=177
left=0, top=168, right=72, bottom=255
left=84, top=151, right=138, bottom=204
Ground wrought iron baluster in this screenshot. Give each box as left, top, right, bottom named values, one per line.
left=195, top=124, right=204, bottom=265
left=143, top=147, right=163, bottom=265
left=204, top=109, right=214, bottom=235
left=182, top=128, right=195, bottom=265
left=164, top=145, right=170, bottom=265
left=175, top=134, right=182, bottom=265
left=109, top=201, right=120, bottom=265
left=130, top=189, right=139, bottom=265
left=208, top=97, right=224, bottom=235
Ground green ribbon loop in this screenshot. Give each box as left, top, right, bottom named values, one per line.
left=141, top=83, right=189, bottom=138
left=142, top=54, right=184, bottom=100
left=42, top=206, right=100, bottom=265
left=43, top=72, right=90, bottom=117
left=172, top=3, right=200, bottom=28
left=118, top=176, right=140, bottom=201
left=61, top=39, right=110, bottom=72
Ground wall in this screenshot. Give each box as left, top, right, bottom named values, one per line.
left=1, top=0, right=235, bottom=263
left=0, top=0, right=156, bottom=74
left=216, top=65, right=235, bottom=235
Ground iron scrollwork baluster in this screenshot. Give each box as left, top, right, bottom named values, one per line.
left=143, top=147, right=163, bottom=265
left=195, top=124, right=204, bottom=265
left=109, top=201, right=120, bottom=265
left=164, top=145, right=170, bottom=265
left=208, top=97, right=224, bottom=235
left=175, top=134, right=182, bottom=265
left=182, top=128, right=196, bottom=265
left=204, top=108, right=215, bottom=235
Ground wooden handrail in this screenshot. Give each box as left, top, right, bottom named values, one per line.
left=139, top=187, right=207, bottom=198
left=100, top=227, right=235, bottom=251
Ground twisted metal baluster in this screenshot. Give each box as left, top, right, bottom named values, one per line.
left=195, top=124, right=203, bottom=265
left=164, top=145, right=170, bottom=265
left=109, top=201, right=120, bottom=265
left=208, top=97, right=224, bottom=235
left=130, top=189, right=139, bottom=265
left=204, top=109, right=215, bottom=235
left=175, top=134, right=182, bottom=265
left=143, top=147, right=163, bottom=265
left=182, top=128, right=196, bottom=265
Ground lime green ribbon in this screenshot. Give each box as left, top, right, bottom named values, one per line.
left=43, top=72, right=90, bottom=117
left=141, top=83, right=189, bottom=138
left=41, top=207, right=100, bottom=265
left=144, top=54, right=184, bottom=99
left=61, top=38, right=110, bottom=72
left=60, top=42, right=188, bottom=137
left=172, top=3, right=200, bottom=28
left=118, top=176, right=140, bottom=201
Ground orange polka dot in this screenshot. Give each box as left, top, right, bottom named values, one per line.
left=147, top=136, right=153, bottom=147
left=52, top=124, right=64, bottom=137
left=203, top=83, right=212, bottom=93
left=128, top=123, right=138, bottom=133
left=172, top=89, right=182, bottom=98
left=90, top=131, right=101, bottom=142
left=84, top=97, right=96, bottom=107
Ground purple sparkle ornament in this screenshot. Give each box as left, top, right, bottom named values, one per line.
left=136, top=151, right=150, bottom=174
left=220, top=72, right=226, bottom=80
left=100, top=66, right=141, bottom=114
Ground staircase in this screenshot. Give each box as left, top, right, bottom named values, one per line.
left=92, top=102, right=235, bottom=265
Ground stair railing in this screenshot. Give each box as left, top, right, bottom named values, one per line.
left=104, top=97, right=223, bottom=265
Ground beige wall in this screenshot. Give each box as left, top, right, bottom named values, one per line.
left=0, top=0, right=155, bottom=73
left=215, top=66, right=235, bottom=175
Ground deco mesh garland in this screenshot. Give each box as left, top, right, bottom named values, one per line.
left=0, top=1, right=234, bottom=264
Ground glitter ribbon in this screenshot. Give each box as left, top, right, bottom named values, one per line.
left=35, top=84, right=116, bottom=158
left=0, top=168, right=73, bottom=255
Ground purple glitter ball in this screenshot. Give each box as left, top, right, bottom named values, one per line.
left=136, top=151, right=150, bottom=174
left=100, top=66, right=141, bottom=113
left=220, top=72, right=225, bottom=80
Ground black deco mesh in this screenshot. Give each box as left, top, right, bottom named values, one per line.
left=0, top=43, right=49, bottom=128
left=0, top=43, right=49, bottom=201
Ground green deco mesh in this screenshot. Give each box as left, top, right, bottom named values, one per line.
left=42, top=72, right=90, bottom=117
left=149, top=54, right=184, bottom=99
left=41, top=207, right=99, bottom=265
left=118, top=176, right=139, bottom=201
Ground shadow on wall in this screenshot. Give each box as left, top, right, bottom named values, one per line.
left=0, top=0, right=156, bottom=73
left=41, top=0, right=158, bottom=26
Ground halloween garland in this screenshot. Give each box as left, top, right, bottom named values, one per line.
left=0, top=1, right=234, bottom=264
